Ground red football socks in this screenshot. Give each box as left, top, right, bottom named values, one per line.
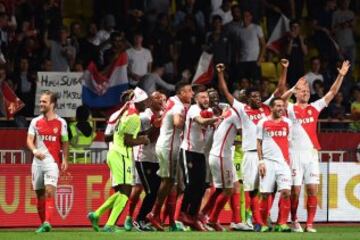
left=209, top=193, right=229, bottom=223
left=307, top=195, right=317, bottom=226
left=45, top=197, right=55, bottom=223
left=230, top=192, right=241, bottom=223
left=277, top=196, right=290, bottom=225
left=37, top=198, right=45, bottom=223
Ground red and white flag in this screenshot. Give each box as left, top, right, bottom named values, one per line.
left=266, top=15, right=290, bottom=54
left=0, top=81, right=25, bottom=119
left=192, top=51, right=214, bottom=85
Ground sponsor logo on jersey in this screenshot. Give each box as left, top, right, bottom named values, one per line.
left=39, top=135, right=57, bottom=142
left=296, top=116, right=315, bottom=124
left=265, top=128, right=288, bottom=137
left=249, top=113, right=266, bottom=121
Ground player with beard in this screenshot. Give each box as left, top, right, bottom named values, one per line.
left=282, top=60, right=350, bottom=232
left=27, top=90, right=69, bottom=233
left=217, top=60, right=288, bottom=230
left=146, top=81, right=194, bottom=231
left=178, top=85, right=222, bottom=231
left=257, top=97, right=293, bottom=232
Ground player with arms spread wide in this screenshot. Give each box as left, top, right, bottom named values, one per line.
left=27, top=90, right=69, bottom=233
left=283, top=60, right=351, bottom=232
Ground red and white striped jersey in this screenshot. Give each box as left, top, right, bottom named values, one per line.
left=210, top=108, right=242, bottom=158
left=257, top=116, right=292, bottom=163
left=286, top=98, right=327, bottom=150
left=134, top=108, right=159, bottom=163
left=156, top=96, right=186, bottom=150
left=232, top=99, right=271, bottom=151
left=28, top=114, right=68, bottom=165
left=181, top=104, right=209, bottom=153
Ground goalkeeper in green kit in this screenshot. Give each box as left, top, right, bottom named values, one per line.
left=87, top=87, right=150, bottom=232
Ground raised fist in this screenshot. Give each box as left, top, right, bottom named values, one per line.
left=216, top=63, right=225, bottom=73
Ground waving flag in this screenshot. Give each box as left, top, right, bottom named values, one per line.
left=82, top=52, right=129, bottom=108
left=266, top=15, right=290, bottom=54
left=192, top=51, right=214, bottom=85
left=0, top=81, right=25, bottom=119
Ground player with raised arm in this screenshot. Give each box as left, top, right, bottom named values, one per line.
left=282, top=60, right=351, bottom=233
left=27, top=90, right=69, bottom=233
left=146, top=81, right=194, bottom=231
left=257, top=97, right=293, bottom=232
left=216, top=60, right=288, bottom=230
left=88, top=87, right=150, bottom=232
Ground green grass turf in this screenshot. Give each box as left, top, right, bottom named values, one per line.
left=1, top=226, right=360, bottom=240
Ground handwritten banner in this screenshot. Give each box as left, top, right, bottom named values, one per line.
left=35, top=72, right=83, bottom=117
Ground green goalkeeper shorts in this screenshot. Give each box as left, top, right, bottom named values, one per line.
left=233, top=147, right=244, bottom=180
left=107, top=149, right=133, bottom=185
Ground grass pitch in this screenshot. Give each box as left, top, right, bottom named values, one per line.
left=1, top=226, right=360, bottom=240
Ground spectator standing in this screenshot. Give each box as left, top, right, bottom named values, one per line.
left=13, top=57, right=35, bottom=117
left=126, top=32, right=152, bottom=87
left=304, top=57, right=324, bottom=94
left=174, top=0, right=206, bottom=33
left=285, top=20, right=308, bottom=86
left=332, top=0, right=356, bottom=65
left=176, top=14, right=203, bottom=73
left=44, top=27, right=76, bottom=71
left=138, top=63, right=175, bottom=95
left=312, top=0, right=338, bottom=67
left=211, top=0, right=232, bottom=25
left=236, top=10, right=266, bottom=83
left=328, top=92, right=347, bottom=128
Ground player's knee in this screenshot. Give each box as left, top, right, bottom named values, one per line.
left=281, top=189, right=291, bottom=199
left=223, top=188, right=233, bottom=196
left=45, top=188, right=55, bottom=198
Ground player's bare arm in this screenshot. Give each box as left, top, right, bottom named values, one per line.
left=257, top=139, right=266, bottom=178
left=281, top=77, right=308, bottom=103
left=194, top=116, right=222, bottom=126
left=173, top=113, right=185, bottom=129
left=27, top=134, right=45, bottom=160
left=273, top=59, right=289, bottom=97
left=324, top=60, right=351, bottom=105
left=216, top=63, right=235, bottom=106
left=61, top=141, right=69, bottom=171
left=124, top=134, right=150, bottom=146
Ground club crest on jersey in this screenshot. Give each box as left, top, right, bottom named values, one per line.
left=53, top=127, right=58, bottom=134
left=56, top=172, right=74, bottom=220
left=307, top=109, right=312, bottom=115
left=259, top=107, right=264, bottom=112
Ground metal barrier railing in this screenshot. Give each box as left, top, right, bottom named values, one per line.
left=0, top=148, right=108, bottom=164
left=0, top=149, right=358, bottom=164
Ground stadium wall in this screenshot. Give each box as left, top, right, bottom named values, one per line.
left=0, top=163, right=360, bottom=227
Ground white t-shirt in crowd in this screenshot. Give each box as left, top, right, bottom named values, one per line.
left=237, top=23, right=264, bottom=62
left=304, top=71, right=324, bottom=94
left=126, top=47, right=153, bottom=85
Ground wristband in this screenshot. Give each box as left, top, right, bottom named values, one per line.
left=258, top=160, right=265, bottom=166
left=32, top=149, right=38, bottom=155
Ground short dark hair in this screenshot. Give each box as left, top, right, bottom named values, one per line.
left=245, top=87, right=260, bottom=97
left=110, top=31, right=122, bottom=42
left=120, top=89, right=134, bottom=102
left=76, top=105, right=90, bottom=122
left=175, top=81, right=191, bottom=94
left=290, top=19, right=300, bottom=27
left=212, top=14, right=222, bottom=22
left=310, top=56, right=321, bottom=63
left=41, top=90, right=58, bottom=105
left=193, top=84, right=208, bottom=96
left=269, top=97, right=284, bottom=107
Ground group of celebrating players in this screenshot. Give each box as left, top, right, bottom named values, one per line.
left=27, top=58, right=351, bottom=233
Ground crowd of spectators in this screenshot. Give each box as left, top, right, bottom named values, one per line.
left=0, top=0, right=359, bottom=130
